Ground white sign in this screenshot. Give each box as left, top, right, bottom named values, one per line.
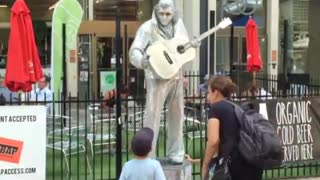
left=259, top=103, right=269, bottom=120
left=0, top=106, right=46, bottom=180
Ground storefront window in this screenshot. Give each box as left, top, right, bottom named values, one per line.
left=78, top=0, right=89, bottom=20
left=215, top=0, right=267, bottom=75
left=0, top=25, right=51, bottom=75
left=0, top=29, right=9, bottom=70
left=93, top=0, right=153, bottom=21
left=216, top=37, right=239, bottom=73
left=279, top=0, right=309, bottom=74
left=0, top=0, right=54, bottom=75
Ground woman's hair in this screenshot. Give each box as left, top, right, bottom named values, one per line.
left=209, top=76, right=237, bottom=98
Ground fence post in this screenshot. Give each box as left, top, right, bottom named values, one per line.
left=282, top=20, right=289, bottom=95
left=115, top=9, right=123, bottom=179
left=229, top=24, right=234, bottom=78
left=62, top=23, right=67, bottom=118
left=124, top=24, right=128, bottom=85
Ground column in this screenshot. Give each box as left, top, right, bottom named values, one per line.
left=307, top=0, right=320, bottom=77
left=183, top=0, right=200, bottom=72
left=175, top=0, right=183, bottom=15
left=208, top=0, right=217, bottom=74
left=266, top=0, right=279, bottom=76
left=89, top=0, right=93, bottom=20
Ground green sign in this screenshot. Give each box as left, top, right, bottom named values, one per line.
left=100, top=71, right=116, bottom=94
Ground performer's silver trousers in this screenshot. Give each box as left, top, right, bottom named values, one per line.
left=144, top=78, right=184, bottom=162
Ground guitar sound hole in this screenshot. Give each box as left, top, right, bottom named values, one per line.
left=163, top=51, right=173, bottom=64
left=177, top=45, right=185, bottom=54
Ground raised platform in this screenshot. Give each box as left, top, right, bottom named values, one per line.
left=157, top=158, right=192, bottom=180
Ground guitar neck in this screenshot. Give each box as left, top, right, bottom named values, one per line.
left=196, top=26, right=221, bottom=42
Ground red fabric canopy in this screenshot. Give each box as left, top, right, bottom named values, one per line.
left=246, top=17, right=262, bottom=72
left=5, top=0, right=43, bottom=92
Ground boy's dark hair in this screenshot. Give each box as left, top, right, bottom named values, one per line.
left=131, top=127, right=154, bottom=156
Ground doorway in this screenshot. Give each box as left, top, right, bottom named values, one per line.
left=77, top=21, right=139, bottom=99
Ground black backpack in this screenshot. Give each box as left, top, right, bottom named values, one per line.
left=227, top=100, right=284, bottom=169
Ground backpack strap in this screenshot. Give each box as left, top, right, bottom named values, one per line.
left=222, top=100, right=245, bottom=161
left=223, top=100, right=244, bottom=126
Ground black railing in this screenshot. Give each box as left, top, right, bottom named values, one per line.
left=1, top=73, right=320, bottom=180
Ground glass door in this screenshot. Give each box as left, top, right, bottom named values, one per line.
left=78, top=35, right=92, bottom=100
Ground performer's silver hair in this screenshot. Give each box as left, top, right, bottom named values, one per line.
left=153, top=0, right=179, bottom=26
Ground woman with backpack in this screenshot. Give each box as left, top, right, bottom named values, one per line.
left=201, top=76, right=263, bottom=180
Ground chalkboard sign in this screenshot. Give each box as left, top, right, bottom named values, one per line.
left=253, top=97, right=320, bottom=164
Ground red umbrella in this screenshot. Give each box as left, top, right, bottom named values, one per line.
left=246, top=17, right=262, bottom=72
left=246, top=17, right=262, bottom=89
left=5, top=0, right=44, bottom=92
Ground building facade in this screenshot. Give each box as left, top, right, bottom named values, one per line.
left=0, top=0, right=317, bottom=96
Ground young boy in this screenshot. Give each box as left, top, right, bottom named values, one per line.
left=119, top=128, right=166, bottom=180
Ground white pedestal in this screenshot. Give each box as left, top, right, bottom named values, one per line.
left=158, top=158, right=192, bottom=180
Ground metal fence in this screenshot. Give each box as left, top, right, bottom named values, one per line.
left=2, top=73, right=320, bottom=180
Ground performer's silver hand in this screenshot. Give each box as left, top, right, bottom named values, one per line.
left=143, top=54, right=150, bottom=68
left=190, top=38, right=201, bottom=48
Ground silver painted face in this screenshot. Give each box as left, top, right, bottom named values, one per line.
left=157, top=6, right=173, bottom=26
